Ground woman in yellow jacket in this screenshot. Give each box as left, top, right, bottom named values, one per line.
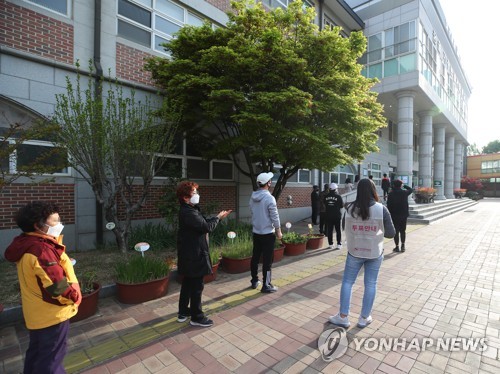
left=5, top=201, right=81, bottom=374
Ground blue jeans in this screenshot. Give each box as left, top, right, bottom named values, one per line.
left=340, top=253, right=384, bottom=318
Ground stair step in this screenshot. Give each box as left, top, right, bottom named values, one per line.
left=408, top=199, right=478, bottom=224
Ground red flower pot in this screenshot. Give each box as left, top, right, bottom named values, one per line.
left=116, top=276, right=169, bottom=304
left=306, top=234, right=325, bottom=250
left=259, top=245, right=285, bottom=263
left=283, top=242, right=307, bottom=256
left=177, top=262, right=220, bottom=284
left=221, top=256, right=252, bottom=274
left=71, top=282, right=101, bottom=323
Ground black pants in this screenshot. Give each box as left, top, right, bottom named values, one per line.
left=326, top=218, right=342, bottom=246
left=319, top=212, right=327, bottom=234
left=392, top=216, right=408, bottom=246
left=179, top=276, right=204, bottom=321
left=311, top=205, right=319, bottom=224
left=251, top=233, right=275, bottom=289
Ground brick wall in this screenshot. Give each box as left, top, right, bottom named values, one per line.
left=118, top=184, right=237, bottom=220
left=0, top=184, right=75, bottom=229
left=275, top=186, right=311, bottom=210
left=0, top=1, right=74, bottom=64
left=116, top=43, right=155, bottom=86
left=205, top=0, right=231, bottom=12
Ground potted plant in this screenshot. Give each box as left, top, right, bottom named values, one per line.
left=204, top=249, right=221, bottom=283
left=71, top=270, right=101, bottom=323
left=305, top=224, right=325, bottom=250
left=282, top=231, right=308, bottom=256
left=454, top=188, right=467, bottom=198
left=221, top=233, right=253, bottom=274
left=414, top=187, right=437, bottom=203
left=259, top=239, right=285, bottom=264
left=114, top=254, right=170, bottom=304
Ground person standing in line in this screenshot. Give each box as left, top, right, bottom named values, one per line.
left=353, top=175, right=360, bottom=189
left=310, top=185, right=320, bottom=225
left=345, top=178, right=354, bottom=192
left=329, top=179, right=395, bottom=328
left=319, top=183, right=329, bottom=235
left=324, top=183, right=343, bottom=249
left=249, top=172, right=282, bottom=293
left=176, top=181, right=232, bottom=327
left=4, top=201, right=82, bottom=374
left=381, top=173, right=391, bottom=201
left=386, top=179, right=413, bottom=253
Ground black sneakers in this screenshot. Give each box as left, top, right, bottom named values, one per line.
left=393, top=246, right=400, bottom=252
left=190, top=317, right=213, bottom=327
left=177, top=314, right=189, bottom=323
left=251, top=280, right=262, bottom=289
left=401, top=244, right=406, bottom=252
left=261, top=285, right=278, bottom=293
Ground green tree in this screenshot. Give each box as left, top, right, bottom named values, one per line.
left=51, top=64, right=177, bottom=253
left=466, top=143, right=481, bottom=156
left=482, top=140, right=500, bottom=154
left=1, top=116, right=66, bottom=193
left=146, top=0, right=385, bottom=199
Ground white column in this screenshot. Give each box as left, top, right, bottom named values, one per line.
left=454, top=141, right=464, bottom=190
left=396, top=91, right=415, bottom=191
left=433, top=125, right=446, bottom=200
left=445, top=134, right=455, bottom=199
left=418, top=111, right=433, bottom=187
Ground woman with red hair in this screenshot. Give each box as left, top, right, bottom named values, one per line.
left=176, top=181, right=231, bottom=327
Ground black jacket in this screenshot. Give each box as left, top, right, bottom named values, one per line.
left=177, top=202, right=220, bottom=277
left=324, top=191, right=343, bottom=220
left=387, top=185, right=413, bottom=218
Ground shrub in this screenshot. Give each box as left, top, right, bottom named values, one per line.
left=210, top=219, right=253, bottom=247
left=114, top=254, right=170, bottom=284
left=78, top=270, right=98, bottom=294
left=282, top=232, right=308, bottom=244
left=210, top=248, right=221, bottom=266
left=128, top=223, right=175, bottom=251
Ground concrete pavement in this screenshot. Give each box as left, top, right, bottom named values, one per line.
left=1, top=199, right=499, bottom=373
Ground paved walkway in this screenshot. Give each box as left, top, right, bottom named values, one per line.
left=1, top=200, right=499, bottom=373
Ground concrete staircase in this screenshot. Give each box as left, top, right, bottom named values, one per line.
left=407, top=198, right=478, bottom=224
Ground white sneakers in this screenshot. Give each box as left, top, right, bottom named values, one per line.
left=357, top=315, right=373, bottom=328
left=328, top=313, right=373, bottom=328
left=336, top=244, right=342, bottom=250
left=328, top=313, right=350, bottom=328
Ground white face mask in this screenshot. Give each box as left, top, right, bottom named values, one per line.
left=190, top=193, right=200, bottom=205
left=45, top=222, right=64, bottom=238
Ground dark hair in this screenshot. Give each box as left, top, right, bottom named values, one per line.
left=383, top=173, right=387, bottom=177
left=176, top=181, right=199, bottom=204
left=15, top=201, right=60, bottom=233
left=347, top=178, right=379, bottom=220
left=324, top=183, right=329, bottom=190
left=393, top=179, right=403, bottom=188
left=354, top=175, right=360, bottom=183
left=345, top=178, right=352, bottom=184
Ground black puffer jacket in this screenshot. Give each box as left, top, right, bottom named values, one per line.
left=177, top=202, right=220, bottom=277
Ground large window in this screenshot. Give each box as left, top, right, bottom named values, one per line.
left=1, top=139, right=69, bottom=175
left=117, top=0, right=210, bottom=53
left=158, top=136, right=234, bottom=181
left=25, top=0, right=69, bottom=16
left=481, top=160, right=500, bottom=174
left=360, top=21, right=416, bottom=80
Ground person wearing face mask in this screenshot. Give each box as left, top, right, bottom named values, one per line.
left=176, top=181, right=232, bottom=327
left=4, top=201, right=81, bottom=374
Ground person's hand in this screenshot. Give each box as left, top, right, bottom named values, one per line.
left=217, top=210, right=232, bottom=220
left=276, top=228, right=282, bottom=240
left=72, top=283, right=83, bottom=306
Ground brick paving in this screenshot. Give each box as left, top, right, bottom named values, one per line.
left=1, top=199, right=499, bottom=373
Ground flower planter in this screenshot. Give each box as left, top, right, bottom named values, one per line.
left=71, top=282, right=101, bottom=323
left=116, top=276, right=169, bottom=304
left=283, top=242, right=307, bottom=256
left=306, top=234, right=325, bottom=250
left=259, top=245, right=285, bottom=264
left=221, top=256, right=252, bottom=274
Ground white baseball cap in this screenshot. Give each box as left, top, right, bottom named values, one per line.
left=330, top=183, right=338, bottom=190
left=257, top=172, right=274, bottom=185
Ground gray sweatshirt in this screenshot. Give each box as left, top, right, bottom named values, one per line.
left=249, top=189, right=281, bottom=235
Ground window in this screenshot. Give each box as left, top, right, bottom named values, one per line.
left=298, top=169, right=310, bottom=183
left=1, top=139, right=69, bottom=175
left=481, top=160, right=500, bottom=174
left=212, top=161, right=233, bottom=180
left=117, top=0, right=210, bottom=54
left=26, top=0, right=69, bottom=16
